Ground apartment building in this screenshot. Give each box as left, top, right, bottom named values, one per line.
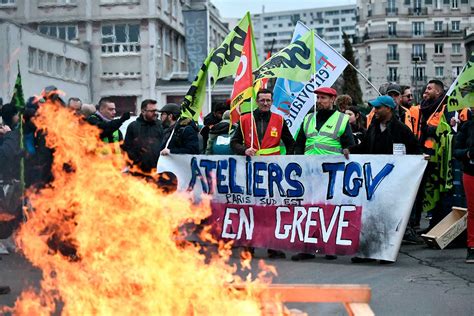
left=354, top=0, right=472, bottom=102
left=0, top=0, right=229, bottom=114
left=252, top=5, right=357, bottom=60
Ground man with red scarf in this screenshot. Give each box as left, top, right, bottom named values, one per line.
left=230, top=88, right=294, bottom=259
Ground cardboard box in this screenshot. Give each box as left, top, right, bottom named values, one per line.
left=421, top=207, right=467, bottom=249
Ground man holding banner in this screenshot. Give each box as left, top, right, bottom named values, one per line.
left=292, top=87, right=354, bottom=261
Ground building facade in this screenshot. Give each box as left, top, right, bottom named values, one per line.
left=252, top=5, right=357, bottom=60
left=0, top=0, right=229, bottom=115
left=0, top=21, right=90, bottom=103
left=354, top=0, right=472, bottom=102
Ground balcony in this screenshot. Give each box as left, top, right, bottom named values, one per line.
left=385, top=7, right=398, bottom=16
left=387, top=53, right=399, bottom=62
left=408, top=7, right=428, bottom=15
left=411, top=53, right=427, bottom=61
left=411, top=75, right=427, bottom=83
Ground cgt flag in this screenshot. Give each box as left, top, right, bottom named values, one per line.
left=272, top=22, right=349, bottom=136
left=229, top=25, right=255, bottom=125
left=181, top=12, right=259, bottom=122
left=11, top=63, right=25, bottom=112
left=253, top=30, right=315, bottom=83
left=447, top=52, right=474, bottom=112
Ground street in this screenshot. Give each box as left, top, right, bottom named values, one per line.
left=1, top=242, right=473, bottom=315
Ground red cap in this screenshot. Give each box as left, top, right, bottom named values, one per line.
left=314, top=87, right=337, bottom=97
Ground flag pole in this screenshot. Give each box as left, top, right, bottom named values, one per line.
left=300, top=22, right=381, bottom=96
left=205, top=2, right=212, bottom=116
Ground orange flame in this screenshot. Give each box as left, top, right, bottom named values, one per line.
left=3, top=101, right=289, bottom=315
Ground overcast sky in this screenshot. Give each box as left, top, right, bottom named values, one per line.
left=211, top=0, right=356, bottom=18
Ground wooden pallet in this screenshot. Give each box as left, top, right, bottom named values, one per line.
left=236, top=284, right=374, bottom=315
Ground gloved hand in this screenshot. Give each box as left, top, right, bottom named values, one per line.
left=120, top=112, right=131, bottom=123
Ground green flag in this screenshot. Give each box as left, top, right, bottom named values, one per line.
left=253, top=30, right=316, bottom=82
left=447, top=52, right=474, bottom=112
left=181, top=12, right=259, bottom=121
left=11, top=63, right=25, bottom=112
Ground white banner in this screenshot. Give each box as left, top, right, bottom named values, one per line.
left=158, top=155, right=427, bottom=262
left=272, top=21, right=349, bottom=136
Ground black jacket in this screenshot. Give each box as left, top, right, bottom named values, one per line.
left=0, top=126, right=21, bottom=181
left=295, top=109, right=355, bottom=154
left=87, top=113, right=124, bottom=143
left=454, top=118, right=474, bottom=176
left=350, top=116, right=422, bottom=155
left=230, top=109, right=295, bottom=155
left=161, top=118, right=200, bottom=154
left=123, top=115, right=164, bottom=173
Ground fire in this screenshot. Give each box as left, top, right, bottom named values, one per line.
left=3, top=101, right=288, bottom=315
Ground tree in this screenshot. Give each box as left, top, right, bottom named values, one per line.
left=341, top=32, right=363, bottom=105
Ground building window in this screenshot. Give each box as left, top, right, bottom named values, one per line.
left=435, top=66, right=444, bottom=77
left=101, top=23, right=140, bottom=54
left=38, top=51, right=45, bottom=72
left=413, top=67, right=425, bottom=81
left=434, top=43, right=443, bottom=54
left=0, top=0, right=15, bottom=4
left=100, top=0, right=139, bottom=4
left=451, top=0, right=458, bottom=8
left=412, top=22, right=424, bottom=36
left=388, top=67, right=398, bottom=82
left=156, top=26, right=161, bottom=57
left=388, top=44, right=398, bottom=60
left=452, top=43, right=461, bottom=54
left=452, top=66, right=462, bottom=76
left=451, top=21, right=460, bottom=32
left=28, top=47, right=36, bottom=70
left=388, top=22, right=397, bottom=36
left=65, top=58, right=72, bottom=78
left=434, top=0, right=442, bottom=9
left=38, top=24, right=78, bottom=41
left=38, top=0, right=77, bottom=5
left=412, top=44, right=426, bottom=59
left=46, top=53, right=53, bottom=73
left=434, top=21, right=443, bottom=32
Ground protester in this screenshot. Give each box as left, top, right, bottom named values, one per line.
left=345, top=106, right=366, bottom=144
left=345, top=96, right=421, bottom=156
left=335, top=94, right=352, bottom=113
left=0, top=104, right=22, bottom=249
left=67, top=97, right=82, bottom=113
left=453, top=107, right=474, bottom=263
left=201, top=102, right=228, bottom=153
left=398, top=85, right=420, bottom=136
left=230, top=88, right=294, bottom=259
left=206, top=110, right=234, bottom=155
left=231, top=88, right=295, bottom=157
left=123, top=99, right=164, bottom=174
left=292, top=87, right=354, bottom=261
left=87, top=97, right=130, bottom=154
left=418, top=79, right=454, bottom=229
left=344, top=95, right=422, bottom=263
left=159, top=103, right=200, bottom=155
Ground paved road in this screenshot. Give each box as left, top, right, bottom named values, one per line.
left=1, top=242, right=473, bottom=315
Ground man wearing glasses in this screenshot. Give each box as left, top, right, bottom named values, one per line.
left=399, top=85, right=420, bottom=136
left=123, top=99, right=164, bottom=174
left=230, top=88, right=295, bottom=259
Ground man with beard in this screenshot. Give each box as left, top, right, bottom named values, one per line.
left=123, top=99, right=163, bottom=174
left=292, top=87, right=355, bottom=261
left=159, top=103, right=199, bottom=155
left=418, top=79, right=454, bottom=229
left=343, top=95, right=421, bottom=263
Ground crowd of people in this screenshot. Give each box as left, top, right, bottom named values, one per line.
left=0, top=79, right=473, bottom=266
